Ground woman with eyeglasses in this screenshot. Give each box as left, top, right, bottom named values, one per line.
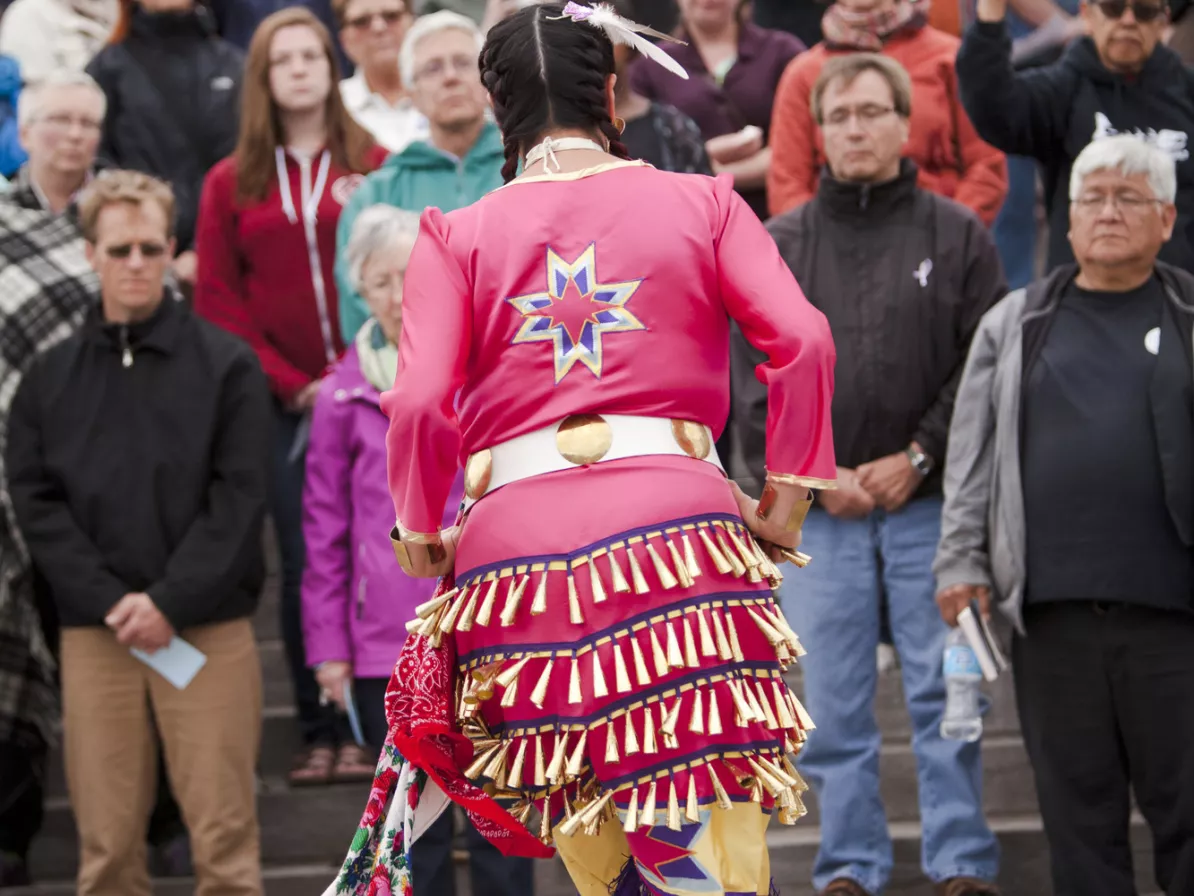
left=194, top=5, right=385, bottom=789
left=86, top=0, right=243, bottom=291
left=768, top=0, right=1008, bottom=225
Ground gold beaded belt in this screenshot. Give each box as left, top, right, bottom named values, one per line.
left=462, top=414, right=725, bottom=504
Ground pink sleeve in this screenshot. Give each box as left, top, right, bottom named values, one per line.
left=713, top=176, right=837, bottom=487
left=381, top=208, right=470, bottom=534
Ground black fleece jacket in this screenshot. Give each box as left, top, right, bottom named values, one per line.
left=5, top=297, right=270, bottom=631
left=957, top=22, right=1194, bottom=273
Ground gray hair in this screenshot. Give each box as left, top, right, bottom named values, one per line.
left=346, top=205, right=422, bottom=292
left=399, top=10, right=484, bottom=87
left=1070, top=134, right=1177, bottom=204
left=18, top=69, right=107, bottom=128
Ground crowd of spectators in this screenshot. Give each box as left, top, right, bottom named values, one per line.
left=0, top=0, right=1190, bottom=895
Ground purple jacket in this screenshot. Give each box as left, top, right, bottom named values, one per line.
left=301, top=345, right=464, bottom=679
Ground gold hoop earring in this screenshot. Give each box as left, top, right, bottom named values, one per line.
left=613, top=117, right=626, bottom=135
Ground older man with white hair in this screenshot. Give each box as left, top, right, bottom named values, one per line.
left=334, top=9, right=503, bottom=342
left=935, top=134, right=1194, bottom=896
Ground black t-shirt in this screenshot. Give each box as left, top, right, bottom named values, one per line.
left=1022, top=276, right=1193, bottom=610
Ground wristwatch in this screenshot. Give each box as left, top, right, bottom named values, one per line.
left=905, top=444, right=935, bottom=477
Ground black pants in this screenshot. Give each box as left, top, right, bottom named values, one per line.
left=0, top=741, right=44, bottom=860
left=272, top=404, right=342, bottom=746
left=355, top=678, right=535, bottom=896
left=1014, top=601, right=1194, bottom=896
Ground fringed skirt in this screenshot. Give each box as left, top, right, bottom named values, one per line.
left=406, top=456, right=815, bottom=895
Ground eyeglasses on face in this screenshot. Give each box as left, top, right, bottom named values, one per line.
left=37, top=113, right=103, bottom=133
left=103, top=242, right=169, bottom=260
left=345, top=8, right=407, bottom=30
left=1072, top=191, right=1165, bottom=212
left=822, top=104, right=897, bottom=130
left=1093, top=0, right=1166, bottom=23
left=414, top=55, right=479, bottom=81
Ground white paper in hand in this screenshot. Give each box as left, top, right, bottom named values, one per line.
left=132, top=637, right=207, bottom=690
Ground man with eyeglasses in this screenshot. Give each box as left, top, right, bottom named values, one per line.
left=732, top=53, right=1005, bottom=896
left=5, top=169, right=271, bottom=896
left=336, top=0, right=430, bottom=152
left=936, top=135, right=1194, bottom=896
left=334, top=9, right=505, bottom=342
left=958, top=0, right=1194, bottom=277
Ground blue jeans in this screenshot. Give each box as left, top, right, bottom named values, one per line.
left=783, top=498, right=999, bottom=893
left=992, top=155, right=1038, bottom=291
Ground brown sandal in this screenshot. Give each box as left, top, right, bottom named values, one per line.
left=331, top=743, right=375, bottom=784
left=288, top=745, right=335, bottom=787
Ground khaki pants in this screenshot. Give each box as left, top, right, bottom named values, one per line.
left=61, top=618, right=263, bottom=896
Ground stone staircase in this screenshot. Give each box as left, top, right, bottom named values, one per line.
left=11, top=553, right=1160, bottom=896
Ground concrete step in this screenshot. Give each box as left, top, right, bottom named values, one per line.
left=19, top=815, right=1161, bottom=896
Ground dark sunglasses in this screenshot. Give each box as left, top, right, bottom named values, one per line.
left=345, top=9, right=407, bottom=30
left=1094, top=0, right=1167, bottom=22
left=104, top=242, right=168, bottom=260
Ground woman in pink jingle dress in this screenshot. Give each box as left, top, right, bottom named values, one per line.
left=353, top=4, right=838, bottom=895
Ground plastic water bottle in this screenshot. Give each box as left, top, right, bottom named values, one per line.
left=940, top=627, right=983, bottom=742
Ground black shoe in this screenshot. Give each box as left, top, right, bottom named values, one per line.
left=0, top=850, right=31, bottom=888
left=148, top=833, right=193, bottom=878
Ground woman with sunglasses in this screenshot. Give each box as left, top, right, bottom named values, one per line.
left=194, top=5, right=386, bottom=789
left=958, top=0, right=1194, bottom=274
left=768, top=0, right=1009, bottom=226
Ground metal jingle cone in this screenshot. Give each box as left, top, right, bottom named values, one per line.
left=707, top=763, right=733, bottom=810
left=605, top=719, right=620, bottom=763
left=415, top=590, right=453, bottom=619
left=624, top=711, right=640, bottom=755
left=649, top=627, right=670, bottom=678
left=666, top=776, right=682, bottom=831
left=682, top=616, right=699, bottom=668
left=568, top=656, right=583, bottom=705
left=500, top=575, right=530, bottom=627
left=475, top=577, right=500, bottom=627
left=565, top=728, right=589, bottom=778
left=746, top=607, right=786, bottom=647
left=608, top=548, right=632, bottom=594
left=500, top=676, right=519, bottom=708
left=727, top=526, right=763, bottom=570
left=682, top=533, right=702, bottom=579
left=726, top=678, right=753, bottom=726
left=630, top=634, right=652, bottom=687
left=665, top=621, right=684, bottom=669
left=496, top=655, right=533, bottom=690
left=626, top=545, right=651, bottom=594
left=530, top=656, right=554, bottom=709
left=465, top=742, right=503, bottom=779
left=643, top=710, right=658, bottom=753
left=711, top=608, right=733, bottom=661
left=755, top=680, right=780, bottom=729
left=457, top=583, right=483, bottom=631
left=688, top=687, right=705, bottom=734
left=773, top=681, right=797, bottom=730
left=533, top=734, right=548, bottom=787
left=660, top=696, right=682, bottom=739
left=588, top=555, right=608, bottom=604
left=790, top=692, right=817, bottom=731
left=567, top=571, right=584, bottom=625
left=612, top=640, right=633, bottom=694
left=531, top=569, right=549, bottom=615
left=591, top=649, right=609, bottom=698
left=483, top=741, right=513, bottom=782
left=623, top=786, right=640, bottom=833
left=539, top=793, right=553, bottom=842
left=725, top=611, right=746, bottom=663
left=741, top=674, right=766, bottom=720
left=665, top=537, right=693, bottom=588
left=698, top=526, right=733, bottom=575
left=697, top=608, right=717, bottom=657
left=640, top=779, right=658, bottom=827
left=685, top=772, right=700, bottom=823
left=507, top=737, right=530, bottom=790
left=716, top=530, right=747, bottom=577
left=645, top=541, right=679, bottom=589
left=708, top=687, right=724, bottom=736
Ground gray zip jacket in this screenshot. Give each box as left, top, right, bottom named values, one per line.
left=933, top=262, right=1194, bottom=633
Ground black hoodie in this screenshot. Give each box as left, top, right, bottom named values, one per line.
left=957, top=21, right=1194, bottom=273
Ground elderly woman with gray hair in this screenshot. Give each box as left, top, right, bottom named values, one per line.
left=301, top=204, right=465, bottom=743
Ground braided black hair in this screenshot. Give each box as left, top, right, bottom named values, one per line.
left=480, top=3, right=632, bottom=183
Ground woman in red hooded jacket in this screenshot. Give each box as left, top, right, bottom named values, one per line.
left=194, top=5, right=386, bottom=788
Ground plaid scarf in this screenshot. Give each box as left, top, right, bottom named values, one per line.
left=0, top=168, right=98, bottom=749
left=821, top=0, right=929, bottom=51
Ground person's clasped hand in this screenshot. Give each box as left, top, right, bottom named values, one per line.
left=817, top=466, right=876, bottom=519
left=316, top=661, right=353, bottom=711
left=729, top=480, right=803, bottom=560
left=105, top=592, right=175, bottom=652
left=856, top=449, right=922, bottom=512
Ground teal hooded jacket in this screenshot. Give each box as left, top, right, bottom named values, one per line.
left=335, top=120, right=506, bottom=342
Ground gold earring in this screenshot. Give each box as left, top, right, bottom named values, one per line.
left=613, top=117, right=626, bottom=135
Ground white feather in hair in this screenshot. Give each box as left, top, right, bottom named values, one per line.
left=552, top=2, right=690, bottom=80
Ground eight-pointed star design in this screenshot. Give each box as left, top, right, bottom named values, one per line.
left=506, top=244, right=646, bottom=383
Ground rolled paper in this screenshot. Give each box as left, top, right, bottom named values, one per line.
left=726, top=613, right=745, bottom=663
left=646, top=541, right=679, bottom=589
left=591, top=649, right=609, bottom=698
left=605, top=719, right=620, bottom=763
left=682, top=617, right=699, bottom=668
left=567, top=572, right=584, bottom=625
left=756, top=680, right=780, bottom=729
left=641, top=779, right=658, bottom=827
left=565, top=728, right=589, bottom=778
left=698, top=527, right=733, bottom=574
left=708, top=687, right=724, bottom=736
left=530, top=657, right=554, bottom=709
left=682, top=533, right=702, bottom=579
left=665, top=621, right=684, bottom=669
left=500, top=575, right=530, bottom=627
left=609, top=549, right=631, bottom=594
left=496, top=655, right=533, bottom=689
left=707, top=763, right=733, bottom=810
left=696, top=609, right=717, bottom=657
left=531, top=570, right=549, bottom=615
left=475, top=578, right=500, bottom=627
left=711, top=609, right=733, bottom=661
left=507, top=737, right=529, bottom=789
left=665, top=537, right=693, bottom=588
left=588, top=556, right=608, bottom=604
left=688, top=687, right=705, bottom=734
left=630, top=635, right=652, bottom=686
left=649, top=627, right=670, bottom=678
left=666, top=776, right=682, bottom=831
left=626, top=546, right=651, bottom=594
left=568, top=656, right=583, bottom=704
left=613, top=641, right=633, bottom=693
left=624, top=712, right=640, bottom=755
left=533, top=734, right=547, bottom=787
left=685, top=772, right=700, bottom=823
left=457, top=585, right=481, bottom=631
left=623, top=785, right=640, bottom=833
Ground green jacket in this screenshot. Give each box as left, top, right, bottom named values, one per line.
left=335, top=121, right=506, bottom=342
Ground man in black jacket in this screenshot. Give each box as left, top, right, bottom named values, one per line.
left=957, top=0, right=1194, bottom=274
left=5, top=170, right=270, bottom=896
left=733, top=54, right=1006, bottom=896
